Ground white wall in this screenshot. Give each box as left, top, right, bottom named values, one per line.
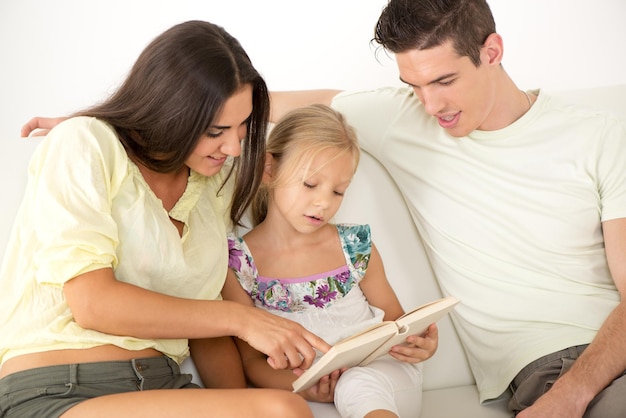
left=1, top=0, right=625, bottom=140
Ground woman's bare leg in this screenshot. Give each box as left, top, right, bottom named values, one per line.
left=61, top=388, right=313, bottom=418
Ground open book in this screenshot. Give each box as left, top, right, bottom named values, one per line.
left=292, top=296, right=460, bottom=392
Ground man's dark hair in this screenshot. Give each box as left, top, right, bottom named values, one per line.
left=374, top=0, right=496, bottom=67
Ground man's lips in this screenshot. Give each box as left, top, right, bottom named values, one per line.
left=437, top=112, right=460, bottom=128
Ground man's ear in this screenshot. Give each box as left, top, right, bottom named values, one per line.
left=481, top=32, right=503, bottom=66
left=262, top=153, right=274, bottom=184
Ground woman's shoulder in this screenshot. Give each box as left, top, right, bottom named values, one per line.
left=31, top=116, right=131, bottom=189
left=53, top=116, right=113, bottom=135
left=45, top=116, right=125, bottom=155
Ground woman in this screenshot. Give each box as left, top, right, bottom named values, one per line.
left=0, top=20, right=327, bottom=418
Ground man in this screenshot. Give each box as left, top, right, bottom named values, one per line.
left=270, top=0, right=626, bottom=417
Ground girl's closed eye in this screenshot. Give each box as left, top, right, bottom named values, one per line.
left=303, top=182, right=316, bottom=189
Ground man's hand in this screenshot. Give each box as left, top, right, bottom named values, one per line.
left=517, top=381, right=589, bottom=418
left=21, top=116, right=67, bottom=137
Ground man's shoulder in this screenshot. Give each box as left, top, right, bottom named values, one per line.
left=540, top=88, right=625, bottom=124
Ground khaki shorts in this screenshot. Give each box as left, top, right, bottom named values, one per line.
left=0, top=356, right=199, bottom=418
left=509, top=344, right=626, bottom=418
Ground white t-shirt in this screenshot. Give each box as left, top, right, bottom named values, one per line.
left=332, top=86, right=626, bottom=401
left=0, top=117, right=233, bottom=366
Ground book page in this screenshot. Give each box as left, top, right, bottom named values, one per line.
left=360, top=296, right=459, bottom=366
left=292, top=321, right=397, bottom=392
left=292, top=296, right=460, bottom=391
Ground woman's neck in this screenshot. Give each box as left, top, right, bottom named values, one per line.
left=135, top=163, right=190, bottom=213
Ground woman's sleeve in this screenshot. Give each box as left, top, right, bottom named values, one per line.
left=30, top=118, right=127, bottom=286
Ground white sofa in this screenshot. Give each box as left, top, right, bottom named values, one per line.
left=1, top=85, right=624, bottom=417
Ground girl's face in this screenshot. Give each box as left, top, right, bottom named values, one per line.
left=185, top=84, right=253, bottom=177
left=270, top=148, right=355, bottom=233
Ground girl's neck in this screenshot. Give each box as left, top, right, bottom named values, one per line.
left=248, top=218, right=334, bottom=250
left=244, top=222, right=344, bottom=279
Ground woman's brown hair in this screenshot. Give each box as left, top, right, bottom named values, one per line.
left=77, top=20, right=268, bottom=225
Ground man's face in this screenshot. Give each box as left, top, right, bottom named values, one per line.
left=395, top=39, right=500, bottom=137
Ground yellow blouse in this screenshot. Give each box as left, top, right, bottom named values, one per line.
left=0, top=117, right=233, bottom=366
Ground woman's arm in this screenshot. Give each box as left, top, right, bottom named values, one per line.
left=63, top=267, right=330, bottom=371
left=359, top=243, right=439, bottom=363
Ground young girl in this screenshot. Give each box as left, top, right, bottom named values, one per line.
left=222, top=104, right=438, bottom=418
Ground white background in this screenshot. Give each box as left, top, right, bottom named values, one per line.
left=1, top=0, right=625, bottom=140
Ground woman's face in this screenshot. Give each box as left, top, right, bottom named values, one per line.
left=185, top=84, right=253, bottom=177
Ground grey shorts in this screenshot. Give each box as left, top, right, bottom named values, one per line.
left=0, top=356, right=199, bottom=418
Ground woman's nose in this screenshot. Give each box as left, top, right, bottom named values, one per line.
left=221, top=132, right=242, bottom=157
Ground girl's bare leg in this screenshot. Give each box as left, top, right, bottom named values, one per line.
left=61, top=388, right=313, bottom=418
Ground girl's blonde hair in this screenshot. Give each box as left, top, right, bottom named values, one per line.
left=250, top=104, right=360, bottom=225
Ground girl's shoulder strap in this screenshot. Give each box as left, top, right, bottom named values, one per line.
left=335, top=223, right=371, bottom=276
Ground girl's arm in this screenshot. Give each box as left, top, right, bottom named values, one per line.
left=221, top=270, right=340, bottom=402
left=188, top=336, right=246, bottom=389
left=359, top=243, right=439, bottom=363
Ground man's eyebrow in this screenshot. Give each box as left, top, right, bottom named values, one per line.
left=399, top=72, right=457, bottom=87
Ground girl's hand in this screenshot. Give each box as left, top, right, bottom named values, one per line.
left=293, top=368, right=344, bottom=403
left=389, top=323, right=439, bottom=363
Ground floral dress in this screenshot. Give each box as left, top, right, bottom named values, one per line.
left=227, top=224, right=385, bottom=346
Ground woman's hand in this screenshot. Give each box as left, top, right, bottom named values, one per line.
left=239, top=306, right=331, bottom=371
left=21, top=116, right=67, bottom=137
left=389, top=323, right=439, bottom=363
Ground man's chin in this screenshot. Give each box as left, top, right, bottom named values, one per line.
left=444, top=126, right=471, bottom=138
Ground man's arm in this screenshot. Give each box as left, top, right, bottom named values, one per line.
left=270, top=90, right=342, bottom=123
left=518, top=217, right=626, bottom=418
left=21, top=116, right=67, bottom=137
